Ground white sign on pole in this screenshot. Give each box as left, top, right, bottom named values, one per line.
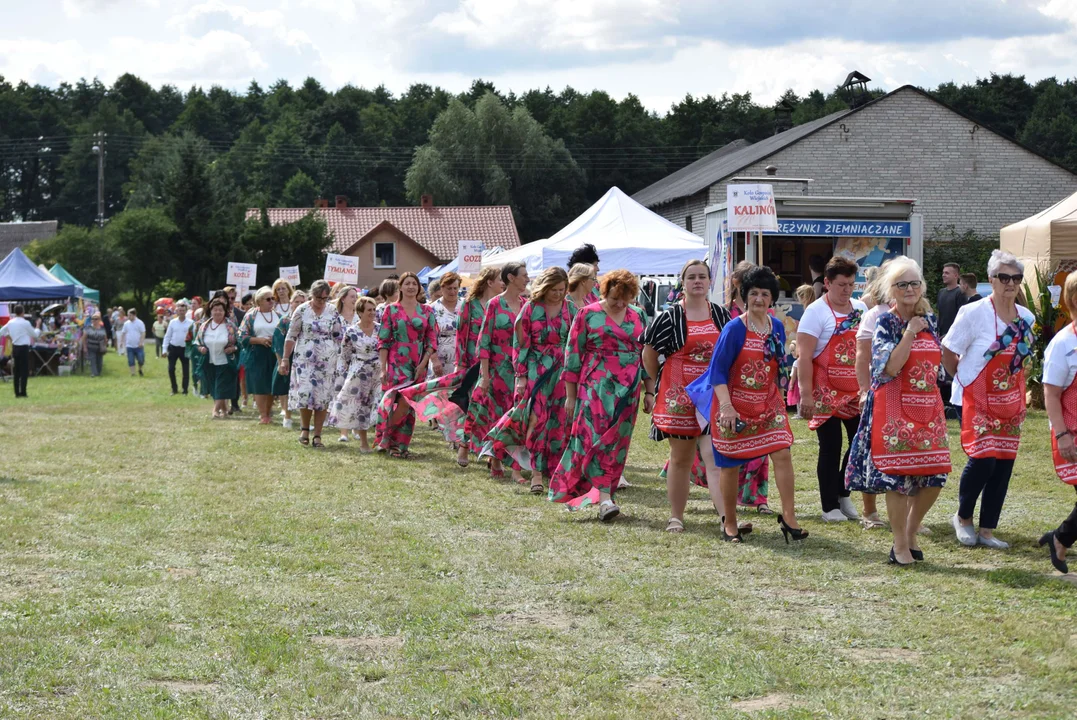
left=726, top=184, right=778, bottom=233
left=279, top=266, right=301, bottom=286
left=324, top=253, right=359, bottom=285
left=457, top=240, right=484, bottom=274
left=227, top=262, right=257, bottom=286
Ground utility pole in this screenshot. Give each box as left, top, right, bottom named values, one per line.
left=92, top=131, right=106, bottom=228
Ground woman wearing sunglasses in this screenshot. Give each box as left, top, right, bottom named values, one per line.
left=942, top=250, right=1035, bottom=550
left=845, top=258, right=951, bottom=565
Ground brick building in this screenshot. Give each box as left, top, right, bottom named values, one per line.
left=634, top=85, right=1077, bottom=248
left=248, top=196, right=520, bottom=289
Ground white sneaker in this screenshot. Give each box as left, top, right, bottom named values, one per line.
left=338, top=435, right=349, bottom=442
left=838, top=497, right=860, bottom=520
left=977, top=534, right=1010, bottom=550
left=952, top=514, right=977, bottom=546
left=821, top=509, right=849, bottom=522
left=282, top=418, right=293, bottom=429
left=598, top=499, right=621, bottom=523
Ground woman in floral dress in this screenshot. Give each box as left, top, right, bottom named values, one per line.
left=550, top=270, right=654, bottom=520
left=272, top=290, right=305, bottom=429
left=376, top=272, right=440, bottom=458
left=466, top=262, right=528, bottom=478
left=847, top=258, right=950, bottom=566
left=483, top=267, right=575, bottom=492
left=280, top=279, right=343, bottom=448
left=330, top=297, right=381, bottom=453
left=399, top=268, right=504, bottom=462
left=429, top=272, right=462, bottom=376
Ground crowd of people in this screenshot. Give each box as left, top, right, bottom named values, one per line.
left=125, top=243, right=1076, bottom=573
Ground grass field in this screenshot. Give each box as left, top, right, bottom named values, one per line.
left=2, top=352, right=1076, bottom=719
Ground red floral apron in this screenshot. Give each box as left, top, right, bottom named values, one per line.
left=809, top=299, right=861, bottom=430
left=711, top=328, right=793, bottom=459
left=654, top=319, right=719, bottom=437
left=960, top=308, right=1027, bottom=460
left=1051, top=333, right=1077, bottom=484
left=871, top=329, right=951, bottom=476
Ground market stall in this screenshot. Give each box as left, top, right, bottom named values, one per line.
left=49, top=263, right=99, bottom=303
left=1000, top=188, right=1077, bottom=295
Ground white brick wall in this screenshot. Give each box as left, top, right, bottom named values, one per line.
left=663, top=88, right=1077, bottom=239
left=652, top=190, right=708, bottom=238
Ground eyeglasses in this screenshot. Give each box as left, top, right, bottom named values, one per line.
left=893, top=280, right=923, bottom=290
left=993, top=273, right=1023, bottom=285
left=313, top=294, right=330, bottom=300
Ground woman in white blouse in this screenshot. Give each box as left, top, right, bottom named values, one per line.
left=430, top=271, right=462, bottom=377
left=239, top=287, right=280, bottom=424
left=1039, top=272, right=1077, bottom=574
left=196, top=297, right=239, bottom=419
left=942, top=250, right=1036, bottom=550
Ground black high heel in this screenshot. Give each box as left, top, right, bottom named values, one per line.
left=910, top=548, right=924, bottom=562
left=719, top=517, right=743, bottom=543
left=777, top=514, right=808, bottom=544
left=1039, top=532, right=1069, bottom=574
left=888, top=546, right=914, bottom=567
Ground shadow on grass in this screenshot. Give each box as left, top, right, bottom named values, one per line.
left=0, top=476, right=38, bottom=485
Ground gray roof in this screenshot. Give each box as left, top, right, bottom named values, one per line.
left=0, top=221, right=58, bottom=258
left=632, top=109, right=851, bottom=207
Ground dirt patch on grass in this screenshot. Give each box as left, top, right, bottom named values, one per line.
left=311, top=635, right=404, bottom=653
left=838, top=647, right=922, bottom=662
left=731, top=693, right=795, bottom=712
left=494, top=609, right=576, bottom=630
left=165, top=567, right=198, bottom=579
left=1057, top=573, right=1077, bottom=586
left=147, top=680, right=217, bottom=692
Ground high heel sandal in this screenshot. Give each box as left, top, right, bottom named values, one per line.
left=888, top=546, right=914, bottom=567
left=298, top=427, right=311, bottom=446
left=777, top=514, right=808, bottom=544
left=719, top=516, right=743, bottom=543
left=1040, top=531, right=1069, bottom=574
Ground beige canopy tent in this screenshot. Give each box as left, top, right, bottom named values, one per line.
left=1000, top=189, right=1077, bottom=292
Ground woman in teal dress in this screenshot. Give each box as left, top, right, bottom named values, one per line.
left=239, top=286, right=282, bottom=424
left=272, top=290, right=305, bottom=429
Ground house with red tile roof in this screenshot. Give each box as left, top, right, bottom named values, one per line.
left=246, top=195, right=520, bottom=288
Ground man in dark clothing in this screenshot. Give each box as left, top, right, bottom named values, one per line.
left=960, top=272, right=981, bottom=303
left=937, top=262, right=966, bottom=337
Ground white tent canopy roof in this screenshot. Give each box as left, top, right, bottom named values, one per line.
left=483, top=187, right=706, bottom=275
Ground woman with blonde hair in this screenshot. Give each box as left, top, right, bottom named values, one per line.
left=466, top=262, right=528, bottom=478
left=272, top=279, right=294, bottom=316
left=399, top=266, right=505, bottom=461
left=272, top=289, right=305, bottom=429
left=1039, top=271, right=1077, bottom=573
left=483, top=266, right=575, bottom=491
left=550, top=270, right=653, bottom=520
left=846, top=257, right=950, bottom=565
left=643, top=259, right=732, bottom=532
left=375, top=278, right=400, bottom=325
left=330, top=296, right=381, bottom=451
left=376, top=271, right=439, bottom=458
left=196, top=296, right=240, bottom=419
left=238, top=286, right=280, bottom=424
left=430, top=271, right=462, bottom=376
left=335, top=285, right=359, bottom=327
left=567, top=263, right=597, bottom=309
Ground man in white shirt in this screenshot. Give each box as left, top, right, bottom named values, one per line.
left=0, top=305, right=42, bottom=398
left=122, top=308, right=147, bottom=377
left=162, top=301, right=195, bottom=395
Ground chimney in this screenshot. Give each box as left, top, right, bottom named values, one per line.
left=314, top=198, right=329, bottom=209
left=773, top=99, right=794, bottom=135
left=840, top=70, right=873, bottom=109
left=335, top=195, right=348, bottom=209
left=420, top=194, right=434, bottom=209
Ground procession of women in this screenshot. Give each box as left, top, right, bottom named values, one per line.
left=169, top=243, right=1077, bottom=574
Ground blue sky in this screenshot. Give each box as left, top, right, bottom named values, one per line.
left=1, top=0, right=1076, bottom=111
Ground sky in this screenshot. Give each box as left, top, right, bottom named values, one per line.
left=1, top=0, right=1076, bottom=112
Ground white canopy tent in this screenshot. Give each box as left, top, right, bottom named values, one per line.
left=483, top=187, right=706, bottom=275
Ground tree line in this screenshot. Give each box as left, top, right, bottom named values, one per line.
left=4, top=72, right=1075, bottom=308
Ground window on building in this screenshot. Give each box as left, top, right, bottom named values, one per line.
left=374, top=242, right=396, bottom=268
left=685, top=215, right=693, bottom=233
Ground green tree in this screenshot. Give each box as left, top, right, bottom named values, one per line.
left=239, top=208, right=332, bottom=286
left=406, top=93, right=585, bottom=241
left=281, top=170, right=321, bottom=208
left=105, top=208, right=179, bottom=316
left=23, top=224, right=124, bottom=304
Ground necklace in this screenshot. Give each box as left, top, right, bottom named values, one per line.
left=259, top=310, right=275, bottom=324
left=209, top=321, right=223, bottom=331
left=746, top=313, right=770, bottom=336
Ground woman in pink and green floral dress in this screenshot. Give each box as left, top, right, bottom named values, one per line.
left=550, top=270, right=655, bottom=521
left=375, top=272, right=440, bottom=458
left=399, top=267, right=504, bottom=463
left=482, top=267, right=576, bottom=493
left=466, top=262, right=528, bottom=478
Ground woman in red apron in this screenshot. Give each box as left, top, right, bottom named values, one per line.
left=1038, top=273, right=1077, bottom=574
left=796, top=257, right=868, bottom=523
left=643, top=259, right=732, bottom=533
left=846, top=258, right=951, bottom=566
left=687, top=266, right=805, bottom=544
left=942, top=251, right=1035, bottom=550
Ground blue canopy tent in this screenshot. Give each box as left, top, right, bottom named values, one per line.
left=415, top=266, right=434, bottom=284
left=0, top=248, right=82, bottom=301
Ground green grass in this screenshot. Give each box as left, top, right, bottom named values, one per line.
left=1, top=352, right=1076, bottom=718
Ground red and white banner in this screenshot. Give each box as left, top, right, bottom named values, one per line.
left=727, top=184, right=778, bottom=233
left=279, top=266, right=300, bottom=286
left=324, top=254, right=358, bottom=284
left=226, top=262, right=257, bottom=286
left=457, top=240, right=483, bottom=274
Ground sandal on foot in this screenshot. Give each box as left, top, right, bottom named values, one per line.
left=665, top=518, right=685, bottom=533
left=530, top=482, right=545, bottom=495
left=389, top=449, right=410, bottom=459
left=299, top=428, right=311, bottom=446
left=598, top=500, right=620, bottom=523
left=756, top=504, right=774, bottom=515
left=311, top=435, right=324, bottom=449
left=490, top=468, right=505, bottom=479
